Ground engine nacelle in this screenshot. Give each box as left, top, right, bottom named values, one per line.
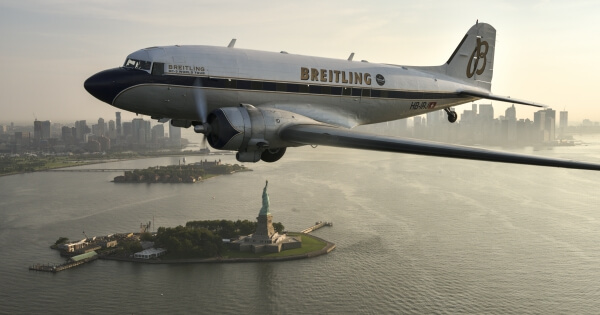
left=205, top=104, right=315, bottom=162
left=170, top=119, right=192, bottom=128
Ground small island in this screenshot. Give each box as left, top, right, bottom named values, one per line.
left=113, top=159, right=250, bottom=183
left=30, top=181, right=334, bottom=272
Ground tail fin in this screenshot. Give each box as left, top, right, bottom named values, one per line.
left=444, top=22, right=496, bottom=90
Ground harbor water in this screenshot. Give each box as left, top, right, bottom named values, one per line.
left=1, top=137, right=600, bottom=314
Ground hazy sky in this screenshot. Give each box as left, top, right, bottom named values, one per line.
left=1, top=0, right=599, bottom=125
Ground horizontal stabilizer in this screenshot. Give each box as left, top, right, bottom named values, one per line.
left=280, top=124, right=600, bottom=171
left=460, top=90, right=546, bottom=108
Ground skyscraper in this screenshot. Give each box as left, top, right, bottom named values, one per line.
left=108, top=120, right=116, bottom=139
left=116, top=112, right=122, bottom=138
left=97, top=118, right=105, bottom=136
left=151, top=124, right=165, bottom=142
left=505, top=104, right=516, bottom=122
left=478, top=104, right=494, bottom=121
left=33, top=120, right=51, bottom=140
left=132, top=118, right=151, bottom=144
left=34, top=120, right=42, bottom=140
left=75, top=120, right=89, bottom=140
left=559, top=111, right=568, bottom=139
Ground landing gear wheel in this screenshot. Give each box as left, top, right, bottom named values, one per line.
left=444, top=108, right=458, bottom=123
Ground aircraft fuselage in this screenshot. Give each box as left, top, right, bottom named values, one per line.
left=85, top=45, right=478, bottom=128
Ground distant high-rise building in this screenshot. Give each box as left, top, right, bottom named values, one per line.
left=97, top=118, right=105, bottom=136
left=559, top=111, right=568, bottom=128
left=169, top=121, right=181, bottom=141
left=534, top=109, right=556, bottom=142
left=116, top=112, right=122, bottom=138
left=122, top=122, right=133, bottom=139
left=61, top=126, right=74, bottom=144
left=41, top=121, right=51, bottom=139
left=426, top=110, right=445, bottom=127
left=108, top=120, right=116, bottom=139
left=34, top=120, right=42, bottom=140
left=151, top=124, right=165, bottom=142
left=559, top=111, right=568, bottom=139
left=503, top=105, right=517, bottom=143
left=478, top=104, right=494, bottom=121
left=75, top=120, right=89, bottom=140
left=132, top=118, right=151, bottom=144
left=33, top=120, right=50, bottom=140
left=98, top=135, right=111, bottom=151
left=505, top=104, right=516, bottom=122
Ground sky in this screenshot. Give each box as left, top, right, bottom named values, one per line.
left=1, top=0, right=599, bottom=125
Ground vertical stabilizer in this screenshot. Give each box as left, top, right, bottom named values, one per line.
left=444, top=22, right=496, bottom=91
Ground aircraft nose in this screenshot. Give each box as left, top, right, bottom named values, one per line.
left=84, top=68, right=123, bottom=105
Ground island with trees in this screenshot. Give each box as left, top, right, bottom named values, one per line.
left=49, top=219, right=334, bottom=266
left=113, top=160, right=250, bottom=183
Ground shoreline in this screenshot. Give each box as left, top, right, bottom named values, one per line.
left=101, top=234, right=335, bottom=264
left=0, top=152, right=220, bottom=178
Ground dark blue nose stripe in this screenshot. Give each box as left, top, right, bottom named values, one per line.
left=84, top=68, right=152, bottom=105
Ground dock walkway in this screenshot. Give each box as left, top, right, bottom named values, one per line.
left=301, top=221, right=332, bottom=234
left=29, top=256, right=98, bottom=273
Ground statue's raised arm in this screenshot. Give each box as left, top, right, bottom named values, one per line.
left=259, top=180, right=270, bottom=215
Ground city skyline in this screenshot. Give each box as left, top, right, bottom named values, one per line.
left=3, top=103, right=599, bottom=157
left=1, top=1, right=600, bottom=123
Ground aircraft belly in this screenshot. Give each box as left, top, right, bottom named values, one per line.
left=114, top=85, right=197, bottom=119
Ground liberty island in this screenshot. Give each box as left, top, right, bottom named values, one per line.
left=32, top=180, right=334, bottom=271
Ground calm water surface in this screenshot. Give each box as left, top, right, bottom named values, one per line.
left=1, top=137, right=599, bottom=314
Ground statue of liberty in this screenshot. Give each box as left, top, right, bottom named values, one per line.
left=259, top=180, right=270, bottom=215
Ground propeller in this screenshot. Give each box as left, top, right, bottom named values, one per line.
left=192, top=77, right=210, bottom=147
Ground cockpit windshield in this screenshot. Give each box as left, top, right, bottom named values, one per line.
left=123, top=58, right=152, bottom=71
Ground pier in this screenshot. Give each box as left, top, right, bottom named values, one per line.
left=301, top=221, right=333, bottom=234
left=29, top=251, right=98, bottom=273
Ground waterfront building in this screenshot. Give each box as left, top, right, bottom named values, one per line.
left=134, top=248, right=167, bottom=259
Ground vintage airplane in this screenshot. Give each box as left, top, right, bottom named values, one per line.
left=84, top=22, right=600, bottom=171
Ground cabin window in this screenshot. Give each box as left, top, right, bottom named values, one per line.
left=309, top=85, right=321, bottom=94
left=151, top=63, right=164, bottom=75
left=276, top=83, right=286, bottom=92
left=298, top=84, right=309, bottom=93
left=123, top=58, right=152, bottom=71
left=251, top=81, right=263, bottom=90
left=237, top=80, right=252, bottom=90
left=263, top=82, right=276, bottom=91
left=342, top=87, right=351, bottom=96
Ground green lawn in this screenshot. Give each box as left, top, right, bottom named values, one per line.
left=222, top=233, right=327, bottom=259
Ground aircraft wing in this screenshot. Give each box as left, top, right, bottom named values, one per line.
left=280, top=124, right=600, bottom=171
left=459, top=90, right=547, bottom=108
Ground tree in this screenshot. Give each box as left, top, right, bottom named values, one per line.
left=273, top=222, right=285, bottom=234
left=54, top=237, right=69, bottom=245
left=140, top=232, right=153, bottom=241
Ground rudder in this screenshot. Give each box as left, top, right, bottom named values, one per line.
left=445, top=22, right=496, bottom=90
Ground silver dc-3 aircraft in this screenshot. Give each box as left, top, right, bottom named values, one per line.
left=84, top=22, right=600, bottom=170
